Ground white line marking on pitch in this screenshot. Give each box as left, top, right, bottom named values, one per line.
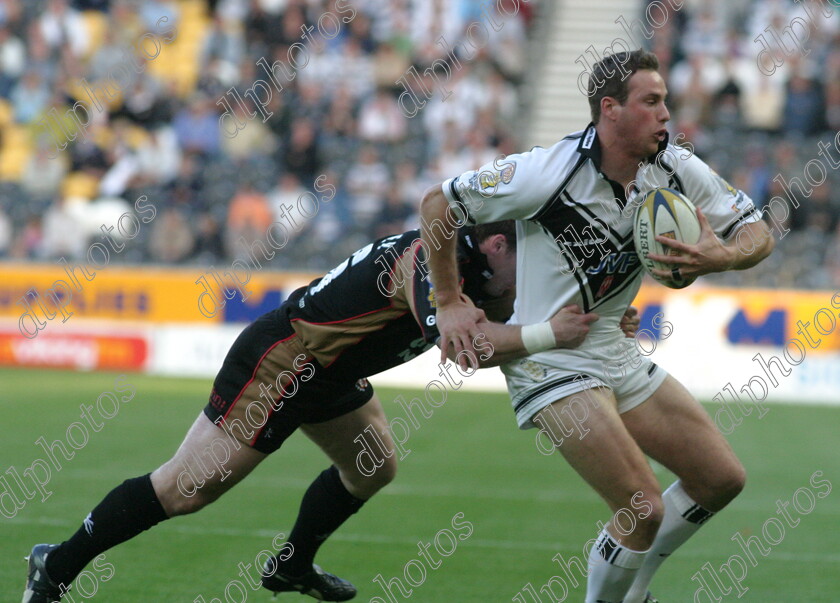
left=7, top=516, right=840, bottom=563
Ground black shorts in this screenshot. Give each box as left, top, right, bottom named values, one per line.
left=203, top=309, right=374, bottom=454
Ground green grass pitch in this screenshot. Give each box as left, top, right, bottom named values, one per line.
left=1, top=367, right=838, bottom=602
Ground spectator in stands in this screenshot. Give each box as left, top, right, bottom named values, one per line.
left=792, top=183, right=838, bottom=233
left=107, top=0, right=144, bottom=47
left=41, top=198, right=88, bottom=260
left=371, top=41, right=409, bottom=89
left=220, top=96, right=277, bottom=161
left=344, top=144, right=388, bottom=224
left=135, top=126, right=182, bottom=185
left=244, top=0, right=284, bottom=52
left=782, top=64, right=825, bottom=136
left=268, top=172, right=307, bottom=229
left=11, top=216, right=43, bottom=260
left=0, top=24, right=25, bottom=97
left=10, top=71, right=50, bottom=123
left=225, top=181, right=273, bottom=260
left=371, top=187, right=413, bottom=240
left=318, top=86, right=358, bottom=172
left=191, top=212, right=225, bottom=264
left=200, top=13, right=245, bottom=81
left=112, top=74, right=175, bottom=128
left=357, top=87, right=407, bottom=144
left=279, top=119, right=320, bottom=184
left=138, top=0, right=179, bottom=32
left=172, top=94, right=221, bottom=156
left=37, top=0, right=89, bottom=58
left=21, top=143, right=68, bottom=202
left=149, top=208, right=196, bottom=264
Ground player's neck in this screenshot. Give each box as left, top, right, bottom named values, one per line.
left=596, top=128, right=645, bottom=189
left=599, top=152, right=641, bottom=190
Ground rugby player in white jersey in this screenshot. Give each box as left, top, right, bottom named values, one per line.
left=420, top=49, right=774, bottom=603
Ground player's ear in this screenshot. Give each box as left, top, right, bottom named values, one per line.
left=601, top=96, right=619, bottom=121
left=493, top=234, right=506, bottom=254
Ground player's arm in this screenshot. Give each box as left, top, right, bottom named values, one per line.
left=440, top=303, right=600, bottom=368
left=421, top=151, right=554, bottom=368
left=647, top=152, right=775, bottom=280
left=419, top=185, right=482, bottom=366
left=648, top=210, right=775, bottom=280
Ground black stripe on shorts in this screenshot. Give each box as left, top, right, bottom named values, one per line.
left=514, top=373, right=596, bottom=414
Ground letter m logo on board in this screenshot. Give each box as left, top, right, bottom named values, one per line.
left=726, top=309, right=786, bottom=346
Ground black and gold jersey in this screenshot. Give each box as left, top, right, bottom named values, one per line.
left=205, top=228, right=511, bottom=453
left=283, top=228, right=509, bottom=381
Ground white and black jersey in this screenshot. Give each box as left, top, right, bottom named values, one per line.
left=442, top=123, right=763, bottom=346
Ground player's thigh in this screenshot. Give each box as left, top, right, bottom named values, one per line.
left=534, top=386, right=661, bottom=513
left=620, top=374, right=745, bottom=510
left=300, top=395, right=396, bottom=498
left=152, top=412, right=267, bottom=515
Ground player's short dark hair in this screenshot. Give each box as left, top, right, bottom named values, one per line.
left=471, top=220, right=516, bottom=251
left=587, top=49, right=659, bottom=124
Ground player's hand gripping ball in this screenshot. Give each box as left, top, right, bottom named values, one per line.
left=633, top=187, right=701, bottom=289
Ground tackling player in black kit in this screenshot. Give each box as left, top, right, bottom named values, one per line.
left=23, top=222, right=610, bottom=602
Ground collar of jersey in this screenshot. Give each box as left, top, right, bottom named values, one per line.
left=575, top=122, right=670, bottom=172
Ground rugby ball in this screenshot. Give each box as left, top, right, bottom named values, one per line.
left=633, top=187, right=701, bottom=289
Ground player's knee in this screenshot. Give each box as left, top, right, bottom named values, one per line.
left=165, top=493, right=206, bottom=516
left=364, top=454, right=398, bottom=493
left=344, top=455, right=397, bottom=498
left=374, top=454, right=398, bottom=488
left=714, top=462, right=747, bottom=505
left=163, top=487, right=222, bottom=517
left=153, top=471, right=219, bottom=517
left=689, top=460, right=746, bottom=510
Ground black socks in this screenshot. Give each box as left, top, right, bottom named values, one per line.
left=44, top=466, right=366, bottom=586
left=279, top=466, right=365, bottom=575
left=46, top=473, right=168, bottom=586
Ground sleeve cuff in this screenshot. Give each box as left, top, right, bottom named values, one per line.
left=442, top=177, right=475, bottom=226
left=721, top=206, right=760, bottom=240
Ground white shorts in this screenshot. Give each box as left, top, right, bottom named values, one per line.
left=503, top=335, right=669, bottom=429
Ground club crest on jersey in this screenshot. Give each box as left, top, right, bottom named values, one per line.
left=473, top=162, right=515, bottom=192
left=355, top=378, right=369, bottom=391
left=519, top=359, right=547, bottom=382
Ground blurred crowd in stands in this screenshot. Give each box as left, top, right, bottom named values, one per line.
left=648, top=0, right=840, bottom=288
left=0, top=0, right=532, bottom=272
left=0, top=0, right=837, bottom=289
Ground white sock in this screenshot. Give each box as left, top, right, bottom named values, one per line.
left=624, top=481, right=715, bottom=603
left=585, top=529, right=647, bottom=603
